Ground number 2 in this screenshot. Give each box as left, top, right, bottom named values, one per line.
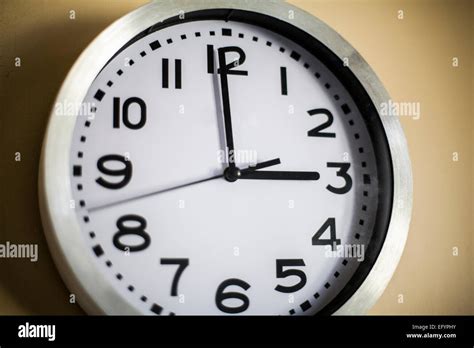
left=307, top=109, right=336, bottom=138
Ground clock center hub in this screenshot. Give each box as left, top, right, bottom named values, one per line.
left=224, top=166, right=241, bottom=182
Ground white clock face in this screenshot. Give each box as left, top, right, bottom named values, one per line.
left=67, top=15, right=391, bottom=315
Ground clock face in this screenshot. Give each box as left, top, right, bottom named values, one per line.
left=66, top=11, right=393, bottom=315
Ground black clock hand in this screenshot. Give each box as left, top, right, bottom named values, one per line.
left=88, top=158, right=281, bottom=213
left=224, top=159, right=318, bottom=182
left=241, top=158, right=281, bottom=174
left=240, top=170, right=320, bottom=181
left=218, top=48, right=236, bottom=169
left=88, top=175, right=222, bottom=213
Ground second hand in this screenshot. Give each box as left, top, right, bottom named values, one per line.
left=87, top=159, right=281, bottom=213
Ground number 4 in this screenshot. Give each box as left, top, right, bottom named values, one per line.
left=312, top=218, right=341, bottom=251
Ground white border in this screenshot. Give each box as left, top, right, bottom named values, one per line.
left=39, top=0, right=413, bottom=315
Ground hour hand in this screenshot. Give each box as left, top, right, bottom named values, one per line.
left=241, top=158, right=282, bottom=174
left=241, top=170, right=320, bottom=181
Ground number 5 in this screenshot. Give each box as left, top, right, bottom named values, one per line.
left=275, top=259, right=307, bottom=293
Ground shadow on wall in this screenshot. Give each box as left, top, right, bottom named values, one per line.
left=0, top=8, right=123, bottom=314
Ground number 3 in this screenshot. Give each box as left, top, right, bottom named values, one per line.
left=326, top=162, right=352, bottom=194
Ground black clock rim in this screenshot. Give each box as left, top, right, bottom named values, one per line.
left=103, top=9, right=395, bottom=316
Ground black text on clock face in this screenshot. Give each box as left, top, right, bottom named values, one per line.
left=71, top=19, right=379, bottom=315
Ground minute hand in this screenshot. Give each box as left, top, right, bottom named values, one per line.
left=240, top=171, right=320, bottom=181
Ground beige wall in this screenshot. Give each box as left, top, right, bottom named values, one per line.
left=0, top=0, right=472, bottom=315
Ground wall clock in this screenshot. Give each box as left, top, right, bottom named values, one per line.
left=39, top=0, right=412, bottom=315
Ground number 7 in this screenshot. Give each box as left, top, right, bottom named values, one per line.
left=160, top=258, right=189, bottom=297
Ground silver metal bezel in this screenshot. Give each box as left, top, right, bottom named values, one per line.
left=39, top=0, right=413, bottom=315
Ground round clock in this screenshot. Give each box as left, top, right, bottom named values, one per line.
left=39, top=0, right=412, bottom=315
